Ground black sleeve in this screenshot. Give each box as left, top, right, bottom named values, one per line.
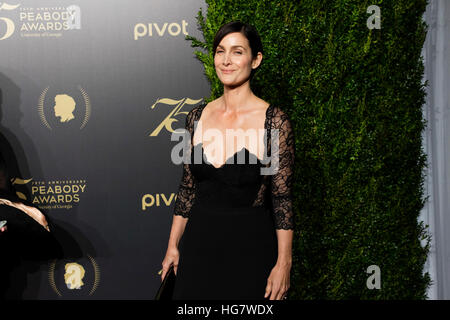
left=270, top=107, right=295, bottom=230
left=173, top=107, right=198, bottom=218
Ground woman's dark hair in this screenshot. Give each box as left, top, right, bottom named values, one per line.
left=213, top=21, right=263, bottom=79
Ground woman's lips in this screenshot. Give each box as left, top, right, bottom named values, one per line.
left=221, top=69, right=234, bottom=74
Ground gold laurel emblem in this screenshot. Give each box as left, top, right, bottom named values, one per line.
left=48, top=254, right=100, bottom=297
left=38, top=86, right=91, bottom=130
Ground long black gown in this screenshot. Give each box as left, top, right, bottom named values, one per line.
left=171, top=103, right=295, bottom=300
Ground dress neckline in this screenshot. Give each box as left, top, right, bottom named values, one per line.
left=191, top=103, right=272, bottom=169
left=193, top=142, right=264, bottom=169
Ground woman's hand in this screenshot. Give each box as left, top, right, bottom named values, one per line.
left=160, top=246, right=180, bottom=281
left=264, top=262, right=291, bottom=300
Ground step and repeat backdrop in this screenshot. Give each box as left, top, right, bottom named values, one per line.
left=0, top=0, right=209, bottom=299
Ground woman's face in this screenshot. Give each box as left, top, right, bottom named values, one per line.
left=214, top=32, right=262, bottom=87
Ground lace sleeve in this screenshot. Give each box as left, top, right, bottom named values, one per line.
left=270, top=107, right=295, bottom=230
left=173, top=106, right=198, bottom=218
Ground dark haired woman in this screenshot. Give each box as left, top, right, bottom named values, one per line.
left=161, top=21, right=295, bottom=300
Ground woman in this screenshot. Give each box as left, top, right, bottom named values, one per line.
left=161, top=21, right=295, bottom=300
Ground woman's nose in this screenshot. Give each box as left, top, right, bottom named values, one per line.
left=223, top=53, right=231, bottom=65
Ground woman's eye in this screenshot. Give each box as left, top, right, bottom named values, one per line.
left=235, top=51, right=242, bottom=54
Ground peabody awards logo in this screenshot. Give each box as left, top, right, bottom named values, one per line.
left=0, top=3, right=81, bottom=40
left=31, top=179, right=87, bottom=210
left=38, top=86, right=91, bottom=130
left=49, top=255, right=100, bottom=297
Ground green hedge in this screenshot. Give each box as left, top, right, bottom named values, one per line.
left=187, top=0, right=431, bottom=299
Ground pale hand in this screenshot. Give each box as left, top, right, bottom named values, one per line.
left=160, top=246, right=179, bottom=281
left=264, top=262, right=291, bottom=300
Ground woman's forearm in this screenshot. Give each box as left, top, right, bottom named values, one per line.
left=167, top=214, right=189, bottom=249
left=275, top=229, right=293, bottom=266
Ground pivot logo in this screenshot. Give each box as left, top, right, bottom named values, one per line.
left=141, top=193, right=177, bottom=211
left=134, top=20, right=188, bottom=40
left=0, top=2, right=20, bottom=40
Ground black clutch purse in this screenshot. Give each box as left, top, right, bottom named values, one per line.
left=155, top=265, right=176, bottom=300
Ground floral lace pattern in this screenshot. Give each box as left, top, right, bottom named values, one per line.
left=172, top=105, right=201, bottom=218
left=173, top=103, right=295, bottom=230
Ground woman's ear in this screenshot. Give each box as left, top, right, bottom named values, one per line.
left=252, top=52, right=263, bottom=69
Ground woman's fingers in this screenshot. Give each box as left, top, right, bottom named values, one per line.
left=270, top=284, right=280, bottom=300
left=160, top=261, right=171, bottom=281
left=160, top=261, right=178, bottom=281
left=264, top=280, right=272, bottom=299
left=160, top=248, right=179, bottom=281
left=276, top=286, right=286, bottom=300
left=268, top=282, right=289, bottom=300
left=160, top=268, right=167, bottom=281
left=283, top=284, right=290, bottom=300
left=277, top=284, right=290, bottom=300
left=266, top=281, right=282, bottom=300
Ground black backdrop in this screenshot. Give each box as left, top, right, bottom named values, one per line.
left=0, top=0, right=209, bottom=299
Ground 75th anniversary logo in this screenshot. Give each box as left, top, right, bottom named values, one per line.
left=0, top=2, right=81, bottom=40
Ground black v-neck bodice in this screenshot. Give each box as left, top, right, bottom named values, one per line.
left=173, top=103, right=295, bottom=230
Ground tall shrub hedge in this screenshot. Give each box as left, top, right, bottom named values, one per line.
left=187, top=0, right=431, bottom=299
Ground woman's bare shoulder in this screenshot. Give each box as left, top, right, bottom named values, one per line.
left=255, top=96, right=270, bottom=109
left=200, top=98, right=223, bottom=119
left=204, top=98, right=220, bottom=110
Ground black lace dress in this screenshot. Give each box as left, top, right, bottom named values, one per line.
left=171, top=103, right=295, bottom=300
